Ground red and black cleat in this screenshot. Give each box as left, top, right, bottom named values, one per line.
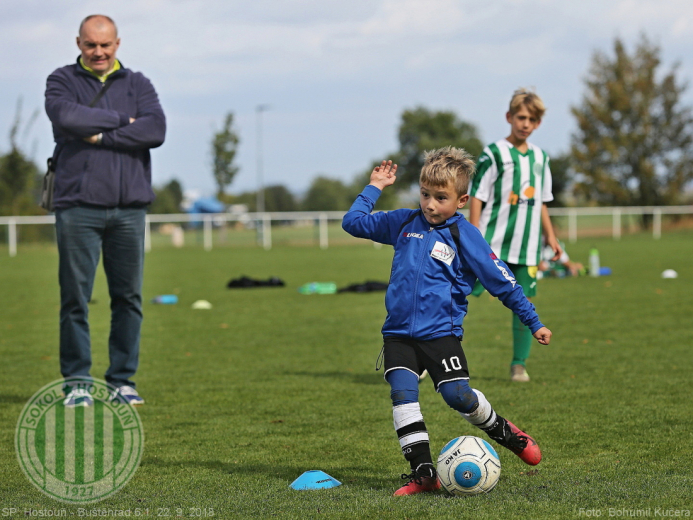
left=393, top=463, right=441, bottom=496
left=504, top=420, right=542, bottom=466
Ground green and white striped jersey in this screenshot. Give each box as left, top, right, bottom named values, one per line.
left=469, top=139, right=553, bottom=266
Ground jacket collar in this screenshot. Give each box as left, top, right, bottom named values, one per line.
left=74, top=56, right=127, bottom=81
left=417, top=208, right=463, bottom=229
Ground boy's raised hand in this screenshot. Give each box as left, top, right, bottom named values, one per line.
left=369, top=160, right=398, bottom=190
left=533, top=327, right=552, bottom=345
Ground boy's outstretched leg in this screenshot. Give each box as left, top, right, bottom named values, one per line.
left=387, top=369, right=441, bottom=496
left=439, top=381, right=541, bottom=465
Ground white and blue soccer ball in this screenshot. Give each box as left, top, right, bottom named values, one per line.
left=437, top=436, right=501, bottom=495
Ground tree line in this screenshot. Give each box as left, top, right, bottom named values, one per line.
left=2, top=35, right=692, bottom=219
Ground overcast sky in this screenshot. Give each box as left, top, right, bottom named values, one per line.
left=1, top=0, right=692, bottom=198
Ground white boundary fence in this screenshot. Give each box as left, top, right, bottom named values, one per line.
left=0, top=206, right=691, bottom=257
left=548, top=205, right=693, bottom=242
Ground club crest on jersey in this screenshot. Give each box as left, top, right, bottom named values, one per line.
left=493, top=259, right=516, bottom=286
left=403, top=232, right=424, bottom=239
left=431, top=241, right=455, bottom=266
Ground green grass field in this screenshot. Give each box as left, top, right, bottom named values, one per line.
left=1, top=232, right=692, bottom=519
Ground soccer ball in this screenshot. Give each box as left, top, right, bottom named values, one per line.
left=437, top=436, right=501, bottom=495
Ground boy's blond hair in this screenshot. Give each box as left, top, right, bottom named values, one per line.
left=509, top=88, right=546, bottom=120
left=420, top=146, right=476, bottom=196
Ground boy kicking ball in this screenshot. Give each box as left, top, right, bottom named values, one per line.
left=342, top=148, right=551, bottom=496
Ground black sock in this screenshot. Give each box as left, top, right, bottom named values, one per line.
left=414, top=462, right=436, bottom=478
left=482, top=414, right=509, bottom=444
left=482, top=415, right=526, bottom=453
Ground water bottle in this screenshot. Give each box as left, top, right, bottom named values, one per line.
left=151, top=294, right=178, bottom=304
left=315, top=283, right=337, bottom=294
left=298, top=282, right=337, bottom=295
left=589, top=248, right=600, bottom=278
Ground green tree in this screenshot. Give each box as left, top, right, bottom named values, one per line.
left=302, top=177, right=352, bottom=211
left=212, top=112, right=240, bottom=197
left=547, top=153, right=573, bottom=207
left=224, top=186, right=296, bottom=225
left=263, top=184, right=297, bottom=212
left=227, top=191, right=257, bottom=212
left=571, top=35, right=693, bottom=213
left=150, top=179, right=184, bottom=214
left=394, top=107, right=483, bottom=187
left=0, top=149, right=40, bottom=216
left=0, top=100, right=41, bottom=216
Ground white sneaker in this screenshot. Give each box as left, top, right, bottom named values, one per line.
left=511, top=365, right=530, bottom=382
left=63, top=388, right=94, bottom=408
left=111, top=385, right=144, bottom=406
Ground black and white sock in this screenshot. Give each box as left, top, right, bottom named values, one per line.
left=393, top=402, right=432, bottom=470
left=458, top=388, right=514, bottom=442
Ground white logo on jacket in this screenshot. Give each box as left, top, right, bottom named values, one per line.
left=431, top=241, right=455, bottom=266
left=493, top=259, right=516, bottom=286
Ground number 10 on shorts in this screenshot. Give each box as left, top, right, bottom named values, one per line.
left=442, top=356, right=463, bottom=372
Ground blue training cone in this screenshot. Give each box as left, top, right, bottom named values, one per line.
left=290, top=470, right=341, bottom=490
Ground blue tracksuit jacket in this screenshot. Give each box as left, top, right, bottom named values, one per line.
left=342, top=185, right=544, bottom=340
left=45, top=58, right=166, bottom=209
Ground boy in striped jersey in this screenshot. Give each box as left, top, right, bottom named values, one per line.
left=469, top=89, right=562, bottom=382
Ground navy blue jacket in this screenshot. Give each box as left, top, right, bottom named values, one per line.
left=45, top=58, right=166, bottom=209
left=342, top=185, right=544, bottom=340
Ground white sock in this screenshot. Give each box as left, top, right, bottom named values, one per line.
left=393, top=403, right=429, bottom=453
left=459, top=389, right=496, bottom=429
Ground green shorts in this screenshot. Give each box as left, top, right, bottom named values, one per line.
left=471, top=263, right=538, bottom=298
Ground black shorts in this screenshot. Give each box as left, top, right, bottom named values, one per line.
left=383, top=336, right=470, bottom=391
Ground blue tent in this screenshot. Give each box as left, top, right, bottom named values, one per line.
left=188, top=197, right=225, bottom=214
left=186, top=197, right=225, bottom=228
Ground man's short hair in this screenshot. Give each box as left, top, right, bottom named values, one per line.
left=509, top=88, right=546, bottom=120
left=420, top=146, right=476, bottom=196
left=79, top=15, right=118, bottom=37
